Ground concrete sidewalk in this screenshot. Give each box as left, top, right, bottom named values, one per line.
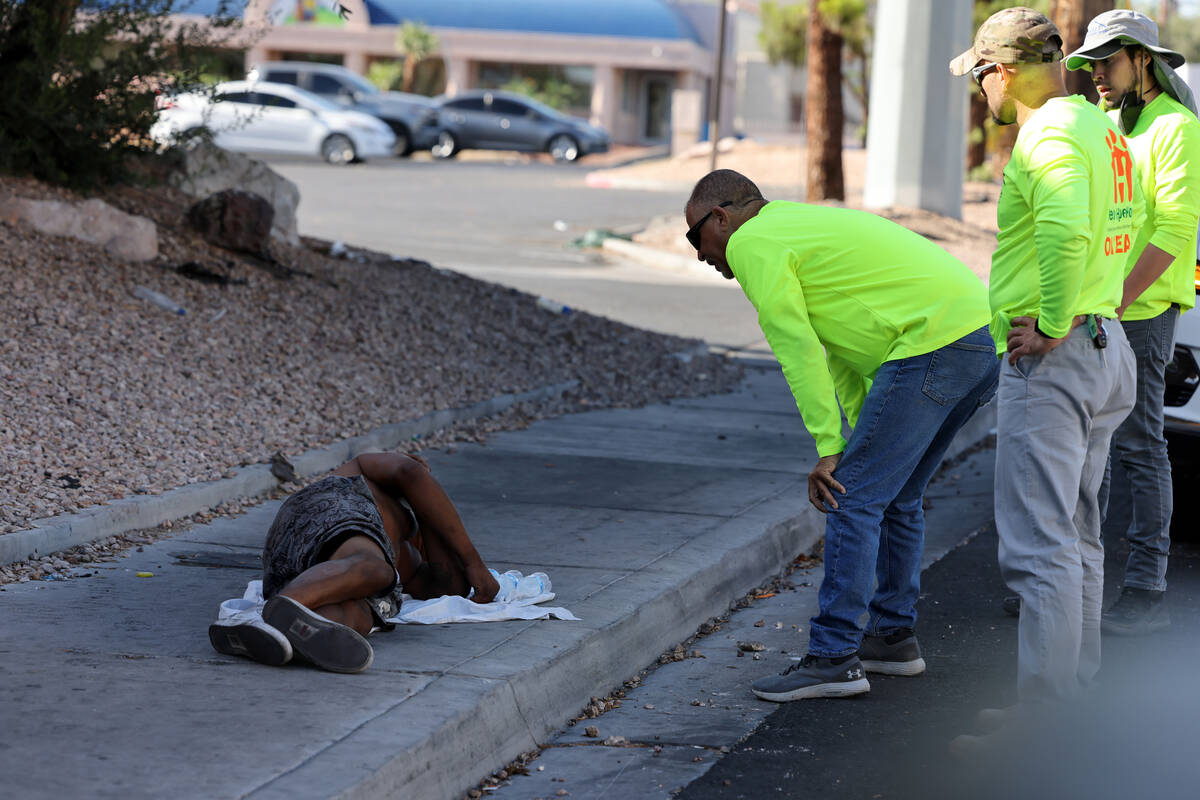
left=0, top=363, right=992, bottom=800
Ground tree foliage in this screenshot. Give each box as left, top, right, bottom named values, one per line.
left=0, top=0, right=246, bottom=188
left=367, top=59, right=405, bottom=92
left=395, top=20, right=437, bottom=94
left=759, top=0, right=809, bottom=67
left=760, top=0, right=871, bottom=69
left=498, top=76, right=582, bottom=111
left=759, top=0, right=872, bottom=145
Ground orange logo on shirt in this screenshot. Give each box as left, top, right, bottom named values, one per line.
left=1105, top=129, right=1134, bottom=204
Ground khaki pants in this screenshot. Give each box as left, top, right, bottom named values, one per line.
left=995, top=323, right=1135, bottom=703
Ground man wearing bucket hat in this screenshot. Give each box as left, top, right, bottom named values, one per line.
left=949, top=8, right=1139, bottom=715
left=1061, top=9, right=1200, bottom=637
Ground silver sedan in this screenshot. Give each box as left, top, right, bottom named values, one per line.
left=150, top=80, right=395, bottom=165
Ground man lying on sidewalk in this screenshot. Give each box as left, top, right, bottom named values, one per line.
left=209, top=452, right=500, bottom=673
left=684, top=169, right=999, bottom=701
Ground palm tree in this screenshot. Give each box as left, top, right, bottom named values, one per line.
left=759, top=0, right=869, bottom=202
left=396, top=21, right=438, bottom=94
left=805, top=0, right=845, bottom=201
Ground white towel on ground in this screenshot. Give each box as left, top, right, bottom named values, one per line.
left=220, top=571, right=579, bottom=626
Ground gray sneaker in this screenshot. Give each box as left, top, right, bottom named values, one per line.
left=1101, top=587, right=1170, bottom=636
left=751, top=654, right=870, bottom=702
left=262, top=595, right=374, bottom=673
left=208, top=614, right=292, bottom=667
left=858, top=629, right=926, bottom=676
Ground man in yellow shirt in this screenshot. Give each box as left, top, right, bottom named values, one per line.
left=1063, top=9, right=1200, bottom=636
left=949, top=8, right=1138, bottom=724
left=685, top=169, right=998, bottom=701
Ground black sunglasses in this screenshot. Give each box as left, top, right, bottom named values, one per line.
left=686, top=201, right=733, bottom=249
left=971, top=62, right=999, bottom=95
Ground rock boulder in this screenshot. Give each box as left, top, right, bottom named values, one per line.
left=186, top=189, right=274, bottom=258
left=169, top=141, right=301, bottom=246
left=0, top=196, right=157, bottom=261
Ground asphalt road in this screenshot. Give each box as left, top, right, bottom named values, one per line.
left=263, top=156, right=770, bottom=350
left=679, top=435, right=1200, bottom=800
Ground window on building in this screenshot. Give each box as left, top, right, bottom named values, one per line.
left=278, top=51, right=343, bottom=65
left=476, top=62, right=593, bottom=118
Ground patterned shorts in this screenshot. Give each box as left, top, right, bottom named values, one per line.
left=261, top=474, right=404, bottom=628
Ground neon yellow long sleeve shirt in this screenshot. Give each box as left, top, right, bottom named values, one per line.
left=989, top=95, right=1144, bottom=351
left=1111, top=92, right=1200, bottom=320
left=726, top=202, right=991, bottom=457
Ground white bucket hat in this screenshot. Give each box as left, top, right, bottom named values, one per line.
left=1064, top=9, right=1196, bottom=115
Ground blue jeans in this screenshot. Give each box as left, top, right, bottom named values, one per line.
left=807, top=326, right=1000, bottom=657
left=1099, top=307, right=1179, bottom=592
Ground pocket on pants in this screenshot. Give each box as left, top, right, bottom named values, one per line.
left=1152, top=308, right=1179, bottom=366
left=921, top=342, right=998, bottom=405
left=1008, top=352, right=1042, bottom=381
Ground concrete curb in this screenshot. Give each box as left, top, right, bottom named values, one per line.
left=0, top=380, right=578, bottom=567
left=600, top=237, right=717, bottom=280
left=584, top=171, right=690, bottom=192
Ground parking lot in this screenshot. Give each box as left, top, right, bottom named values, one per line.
left=264, top=155, right=771, bottom=351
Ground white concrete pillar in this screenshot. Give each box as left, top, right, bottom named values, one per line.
left=671, top=87, right=703, bottom=155
left=591, top=64, right=618, bottom=132
left=444, top=57, right=472, bottom=96
left=245, top=45, right=271, bottom=73
left=863, top=0, right=972, bottom=219
left=344, top=51, right=367, bottom=75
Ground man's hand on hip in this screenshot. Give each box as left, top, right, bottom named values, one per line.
left=808, top=453, right=846, bottom=513
left=1006, top=316, right=1065, bottom=366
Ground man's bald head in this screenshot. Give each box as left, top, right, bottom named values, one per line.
left=686, top=169, right=766, bottom=216
left=684, top=170, right=769, bottom=281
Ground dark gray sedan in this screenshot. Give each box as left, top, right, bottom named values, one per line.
left=429, top=90, right=610, bottom=163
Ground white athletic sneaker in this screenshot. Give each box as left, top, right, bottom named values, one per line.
left=208, top=598, right=293, bottom=667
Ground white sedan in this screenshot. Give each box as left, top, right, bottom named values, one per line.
left=150, top=80, right=395, bottom=165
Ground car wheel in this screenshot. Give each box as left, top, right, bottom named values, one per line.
left=322, top=133, right=357, bottom=166
left=431, top=130, right=459, bottom=159
left=392, top=126, right=413, bottom=157
left=548, top=134, right=580, bottom=163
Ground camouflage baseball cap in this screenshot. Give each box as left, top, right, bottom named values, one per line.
left=949, top=6, right=1063, bottom=76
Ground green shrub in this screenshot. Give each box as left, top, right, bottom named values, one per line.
left=0, top=1, right=244, bottom=188
left=498, top=76, right=583, bottom=112
left=367, top=60, right=405, bottom=92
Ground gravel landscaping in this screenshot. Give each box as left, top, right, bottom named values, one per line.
left=0, top=167, right=743, bottom=542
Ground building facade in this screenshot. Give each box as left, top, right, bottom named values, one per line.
left=178, top=0, right=808, bottom=148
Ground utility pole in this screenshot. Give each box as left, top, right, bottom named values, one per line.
left=709, top=0, right=729, bottom=173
